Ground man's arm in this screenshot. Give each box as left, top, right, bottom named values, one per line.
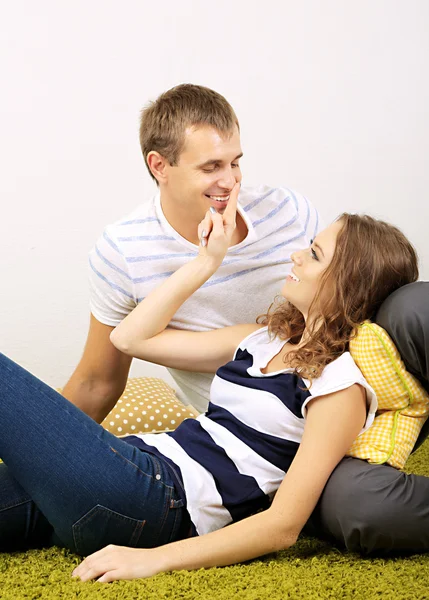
left=62, top=314, right=132, bottom=423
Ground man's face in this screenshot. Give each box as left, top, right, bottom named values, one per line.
left=163, top=125, right=243, bottom=219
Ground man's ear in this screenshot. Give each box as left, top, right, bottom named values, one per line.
left=147, top=151, right=169, bottom=184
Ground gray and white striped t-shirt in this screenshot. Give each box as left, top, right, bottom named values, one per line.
left=89, top=184, right=321, bottom=412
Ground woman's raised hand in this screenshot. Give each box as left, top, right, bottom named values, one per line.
left=198, top=182, right=240, bottom=265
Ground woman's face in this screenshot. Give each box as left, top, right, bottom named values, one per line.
left=281, top=220, right=343, bottom=319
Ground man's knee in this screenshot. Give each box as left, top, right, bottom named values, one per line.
left=376, top=281, right=429, bottom=386
left=377, top=281, right=429, bottom=332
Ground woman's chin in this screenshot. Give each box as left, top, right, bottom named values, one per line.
left=281, top=292, right=305, bottom=315
left=281, top=288, right=295, bottom=305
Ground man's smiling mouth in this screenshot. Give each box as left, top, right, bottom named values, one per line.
left=205, top=194, right=230, bottom=203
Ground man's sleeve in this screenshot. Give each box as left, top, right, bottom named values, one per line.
left=88, top=226, right=137, bottom=327
left=294, top=190, right=325, bottom=244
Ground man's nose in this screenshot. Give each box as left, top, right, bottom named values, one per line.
left=217, top=167, right=236, bottom=189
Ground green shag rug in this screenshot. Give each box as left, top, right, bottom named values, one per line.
left=2, top=442, right=429, bottom=600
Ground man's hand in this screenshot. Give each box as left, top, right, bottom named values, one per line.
left=72, top=544, right=166, bottom=583
left=198, top=182, right=239, bottom=263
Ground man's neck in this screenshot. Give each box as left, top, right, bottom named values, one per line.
left=160, top=195, right=248, bottom=247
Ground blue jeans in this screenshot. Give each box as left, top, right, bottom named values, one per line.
left=0, top=353, right=190, bottom=556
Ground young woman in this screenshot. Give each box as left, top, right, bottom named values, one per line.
left=0, top=184, right=418, bottom=582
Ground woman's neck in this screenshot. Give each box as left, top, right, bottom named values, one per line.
left=290, top=315, right=321, bottom=349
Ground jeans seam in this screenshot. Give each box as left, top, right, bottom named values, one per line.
left=109, top=447, right=175, bottom=492
left=167, top=503, right=181, bottom=542
left=107, top=447, right=175, bottom=542
left=0, top=498, right=32, bottom=513
left=158, top=486, right=173, bottom=537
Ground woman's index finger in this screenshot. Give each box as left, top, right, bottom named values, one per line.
left=223, top=182, right=240, bottom=225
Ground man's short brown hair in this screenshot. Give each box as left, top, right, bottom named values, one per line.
left=139, top=84, right=239, bottom=180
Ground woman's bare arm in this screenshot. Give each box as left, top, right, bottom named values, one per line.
left=109, top=183, right=260, bottom=372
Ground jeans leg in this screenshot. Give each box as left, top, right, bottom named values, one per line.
left=0, top=353, right=188, bottom=555
left=376, top=281, right=429, bottom=448
left=0, top=462, right=55, bottom=551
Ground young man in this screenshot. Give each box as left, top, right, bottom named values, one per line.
left=62, top=84, right=320, bottom=419
left=63, top=84, right=429, bottom=555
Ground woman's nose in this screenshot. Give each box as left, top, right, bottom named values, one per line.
left=291, top=251, right=303, bottom=265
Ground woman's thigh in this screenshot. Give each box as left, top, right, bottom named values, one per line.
left=0, top=353, right=187, bottom=555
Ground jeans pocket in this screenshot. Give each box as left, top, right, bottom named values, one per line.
left=72, top=504, right=146, bottom=556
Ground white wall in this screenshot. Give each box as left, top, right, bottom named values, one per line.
left=1, top=0, right=428, bottom=388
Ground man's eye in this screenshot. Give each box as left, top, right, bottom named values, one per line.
left=231, top=163, right=239, bottom=168
left=203, top=166, right=218, bottom=173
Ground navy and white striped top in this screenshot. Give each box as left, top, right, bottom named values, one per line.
left=124, top=327, right=377, bottom=535
left=89, top=185, right=321, bottom=412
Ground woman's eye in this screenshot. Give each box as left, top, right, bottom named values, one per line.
left=311, top=248, right=319, bottom=261
left=232, top=163, right=239, bottom=168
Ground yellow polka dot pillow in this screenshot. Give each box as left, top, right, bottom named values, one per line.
left=346, top=322, right=429, bottom=469
left=101, top=377, right=198, bottom=436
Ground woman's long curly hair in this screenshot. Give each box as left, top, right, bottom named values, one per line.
left=258, top=214, right=419, bottom=384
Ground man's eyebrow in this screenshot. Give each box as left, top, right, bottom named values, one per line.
left=197, top=152, right=243, bottom=168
